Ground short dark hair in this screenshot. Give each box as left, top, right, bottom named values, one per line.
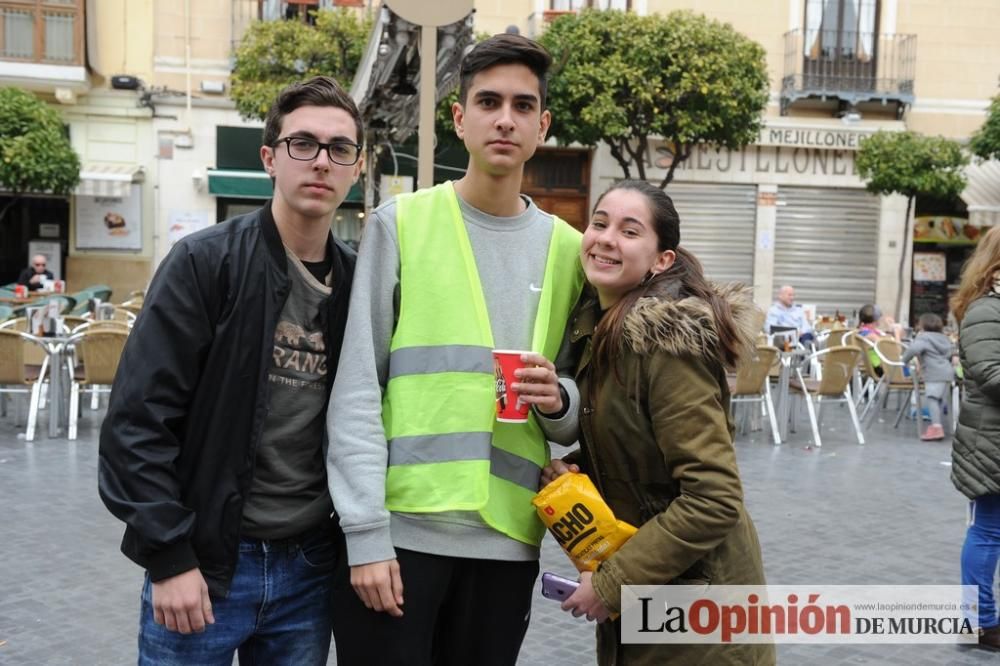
left=859, top=304, right=877, bottom=324
left=458, top=34, right=552, bottom=108
left=263, top=76, right=364, bottom=148
left=918, top=312, right=944, bottom=332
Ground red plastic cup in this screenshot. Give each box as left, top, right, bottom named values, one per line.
left=14, top=284, right=27, bottom=298
left=493, top=350, right=530, bottom=423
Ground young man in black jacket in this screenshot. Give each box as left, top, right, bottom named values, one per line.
left=98, top=76, right=361, bottom=664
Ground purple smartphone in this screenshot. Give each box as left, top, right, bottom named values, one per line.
left=541, top=571, right=579, bottom=601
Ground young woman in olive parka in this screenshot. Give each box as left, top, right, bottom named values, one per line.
left=542, top=180, right=774, bottom=666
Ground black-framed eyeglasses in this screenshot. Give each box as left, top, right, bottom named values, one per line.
left=273, top=137, right=362, bottom=166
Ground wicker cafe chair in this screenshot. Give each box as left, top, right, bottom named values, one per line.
left=66, top=329, right=128, bottom=440
left=65, top=320, right=129, bottom=408
left=859, top=339, right=926, bottom=435
left=81, top=307, right=136, bottom=326
left=0, top=329, right=50, bottom=441
left=845, top=331, right=884, bottom=411
left=794, top=345, right=865, bottom=447
left=729, top=345, right=782, bottom=445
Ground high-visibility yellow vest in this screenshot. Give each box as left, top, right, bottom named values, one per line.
left=383, top=181, right=584, bottom=546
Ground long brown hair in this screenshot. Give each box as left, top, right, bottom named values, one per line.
left=589, top=180, right=744, bottom=381
left=951, top=225, right=1000, bottom=322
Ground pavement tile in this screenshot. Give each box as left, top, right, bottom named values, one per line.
left=1, top=399, right=997, bottom=664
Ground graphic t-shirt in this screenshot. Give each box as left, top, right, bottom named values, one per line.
left=241, top=247, right=334, bottom=539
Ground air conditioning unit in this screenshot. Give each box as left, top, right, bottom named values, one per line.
left=111, top=75, right=141, bottom=90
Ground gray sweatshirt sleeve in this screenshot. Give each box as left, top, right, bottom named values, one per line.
left=326, top=206, right=399, bottom=566
left=901, top=337, right=924, bottom=365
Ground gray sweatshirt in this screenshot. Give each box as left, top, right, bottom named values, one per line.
left=901, top=331, right=955, bottom=383
left=326, top=188, right=580, bottom=566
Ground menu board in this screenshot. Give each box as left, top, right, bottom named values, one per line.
left=913, top=252, right=947, bottom=282
left=910, top=280, right=949, bottom=322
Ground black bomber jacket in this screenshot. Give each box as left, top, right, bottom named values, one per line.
left=98, top=203, right=355, bottom=596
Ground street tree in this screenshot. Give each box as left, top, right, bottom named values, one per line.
left=855, top=130, right=968, bottom=319
left=970, top=95, right=1000, bottom=161
left=230, top=8, right=370, bottom=120
left=539, top=9, right=769, bottom=188
left=0, top=87, right=80, bottom=224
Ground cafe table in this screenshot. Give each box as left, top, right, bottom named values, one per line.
left=36, top=334, right=73, bottom=438
left=773, top=346, right=813, bottom=441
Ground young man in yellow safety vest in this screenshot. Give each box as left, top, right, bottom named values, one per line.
left=326, top=34, right=584, bottom=665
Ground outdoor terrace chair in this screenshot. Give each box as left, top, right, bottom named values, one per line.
left=859, top=339, right=921, bottom=433
left=794, top=345, right=865, bottom=447
left=65, top=329, right=128, bottom=440
left=729, top=345, right=782, bottom=445
left=0, top=329, right=50, bottom=441
left=81, top=307, right=136, bottom=326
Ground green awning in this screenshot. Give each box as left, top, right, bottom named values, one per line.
left=207, top=168, right=362, bottom=203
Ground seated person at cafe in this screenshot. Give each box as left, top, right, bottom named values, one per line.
left=765, top=284, right=814, bottom=344
left=857, top=304, right=886, bottom=375
left=17, top=255, right=53, bottom=292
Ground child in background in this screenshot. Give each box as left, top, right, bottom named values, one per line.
left=857, top=304, right=886, bottom=375
left=857, top=304, right=886, bottom=338
left=902, top=313, right=956, bottom=441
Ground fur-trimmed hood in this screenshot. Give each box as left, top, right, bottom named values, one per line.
left=622, top=280, right=760, bottom=366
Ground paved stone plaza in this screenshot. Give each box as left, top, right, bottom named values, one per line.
left=1, top=401, right=998, bottom=665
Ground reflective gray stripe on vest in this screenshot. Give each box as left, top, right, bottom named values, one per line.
left=388, top=432, right=541, bottom=492
left=388, top=432, right=491, bottom=465
left=490, top=445, right=542, bottom=492
left=388, top=345, right=493, bottom=380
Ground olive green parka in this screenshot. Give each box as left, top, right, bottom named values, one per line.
left=567, top=280, right=775, bottom=666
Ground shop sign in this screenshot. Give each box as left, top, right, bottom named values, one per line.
left=631, top=141, right=864, bottom=187
left=757, top=127, right=876, bottom=150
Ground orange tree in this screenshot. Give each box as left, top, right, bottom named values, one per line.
left=0, top=87, right=80, bottom=224
left=540, top=9, right=769, bottom=189
left=855, top=131, right=967, bottom=318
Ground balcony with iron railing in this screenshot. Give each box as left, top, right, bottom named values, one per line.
left=781, top=28, right=916, bottom=118
left=526, top=0, right=634, bottom=38
left=230, top=0, right=366, bottom=53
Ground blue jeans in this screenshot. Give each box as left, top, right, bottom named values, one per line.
left=138, top=527, right=338, bottom=665
left=962, top=495, right=1000, bottom=630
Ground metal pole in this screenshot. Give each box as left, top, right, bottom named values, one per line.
left=418, top=25, right=437, bottom=189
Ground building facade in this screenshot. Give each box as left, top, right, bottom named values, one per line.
left=3, top=0, right=997, bottom=317
left=509, top=0, right=1000, bottom=321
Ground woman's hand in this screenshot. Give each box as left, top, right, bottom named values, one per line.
left=540, top=458, right=580, bottom=489
left=561, top=571, right=611, bottom=623
left=513, top=352, right=563, bottom=415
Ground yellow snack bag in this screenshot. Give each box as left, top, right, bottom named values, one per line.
left=532, top=472, right=637, bottom=572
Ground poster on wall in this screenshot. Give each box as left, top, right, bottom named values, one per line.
left=75, top=184, right=142, bottom=250
left=914, top=216, right=981, bottom=245
left=912, top=252, right=947, bottom=282
left=168, top=210, right=213, bottom=246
